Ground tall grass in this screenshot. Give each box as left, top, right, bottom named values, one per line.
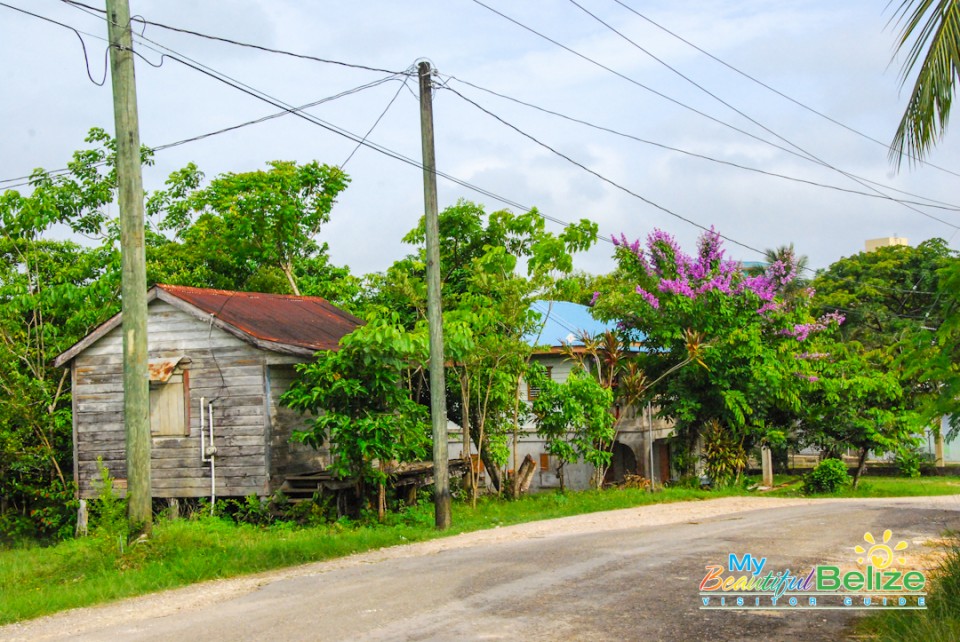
left=0, top=486, right=731, bottom=624
left=858, top=540, right=960, bottom=641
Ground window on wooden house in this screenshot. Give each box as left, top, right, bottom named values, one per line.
left=527, top=366, right=553, bottom=400
left=149, top=358, right=190, bottom=437
left=539, top=452, right=551, bottom=472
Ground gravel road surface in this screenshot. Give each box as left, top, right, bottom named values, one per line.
left=3, top=495, right=959, bottom=642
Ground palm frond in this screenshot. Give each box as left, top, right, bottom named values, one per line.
left=889, top=0, right=960, bottom=167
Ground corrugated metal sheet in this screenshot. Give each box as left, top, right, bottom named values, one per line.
left=157, top=284, right=362, bottom=352
left=148, top=356, right=183, bottom=382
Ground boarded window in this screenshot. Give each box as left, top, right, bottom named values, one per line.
left=150, top=371, right=189, bottom=437
left=539, top=452, right=551, bottom=472
left=527, top=366, right=553, bottom=400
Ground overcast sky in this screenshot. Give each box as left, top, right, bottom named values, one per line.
left=3, top=0, right=960, bottom=278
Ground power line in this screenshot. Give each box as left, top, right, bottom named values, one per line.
left=59, top=0, right=407, bottom=76
left=609, top=0, right=960, bottom=179
left=341, top=76, right=409, bottom=168
left=443, top=84, right=766, bottom=255
left=75, top=12, right=616, bottom=244
left=445, top=75, right=960, bottom=213
left=0, top=1, right=108, bottom=85
left=4, top=3, right=589, bottom=246
left=469, top=0, right=960, bottom=232
left=0, top=76, right=404, bottom=190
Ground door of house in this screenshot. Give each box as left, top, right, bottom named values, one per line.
left=656, top=440, right=671, bottom=483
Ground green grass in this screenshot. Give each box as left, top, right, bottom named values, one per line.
left=2, top=477, right=956, bottom=626
left=0, top=486, right=736, bottom=625
left=755, top=475, right=960, bottom=498
left=857, top=539, right=960, bottom=641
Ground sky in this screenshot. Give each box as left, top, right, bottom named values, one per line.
left=3, top=0, right=960, bottom=279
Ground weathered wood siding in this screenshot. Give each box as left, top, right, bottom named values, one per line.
left=73, top=300, right=271, bottom=499
left=265, top=363, right=329, bottom=487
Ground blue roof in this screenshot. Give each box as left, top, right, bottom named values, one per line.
left=525, top=300, right=616, bottom=348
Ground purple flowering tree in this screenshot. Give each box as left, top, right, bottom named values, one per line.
left=592, top=228, right=838, bottom=479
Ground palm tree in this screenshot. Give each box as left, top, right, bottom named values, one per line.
left=889, top=1, right=960, bottom=167
left=746, top=244, right=810, bottom=298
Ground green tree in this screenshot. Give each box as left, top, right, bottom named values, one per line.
left=811, top=240, right=952, bottom=351
left=812, top=240, right=954, bottom=442
left=149, top=160, right=350, bottom=296
left=527, top=362, right=614, bottom=491
left=282, top=317, right=431, bottom=521
left=593, top=229, right=829, bottom=475
left=0, top=130, right=125, bottom=540
left=888, top=0, right=960, bottom=165
left=909, top=257, right=960, bottom=439
left=370, top=200, right=598, bottom=495
left=795, top=341, right=919, bottom=488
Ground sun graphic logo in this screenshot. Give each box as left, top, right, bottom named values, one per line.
left=854, top=530, right=909, bottom=569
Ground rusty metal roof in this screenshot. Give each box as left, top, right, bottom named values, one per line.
left=148, top=357, right=184, bottom=382
left=156, top=284, right=362, bottom=353
left=53, top=285, right=364, bottom=367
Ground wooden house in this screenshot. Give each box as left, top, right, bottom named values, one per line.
left=54, top=284, right=362, bottom=501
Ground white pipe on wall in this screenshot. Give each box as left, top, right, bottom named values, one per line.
left=199, top=396, right=206, bottom=460
left=209, top=402, right=216, bottom=513
left=199, top=397, right=216, bottom=514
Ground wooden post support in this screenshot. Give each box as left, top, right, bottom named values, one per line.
left=935, top=419, right=945, bottom=467
left=419, top=61, right=451, bottom=530
left=647, top=403, right=656, bottom=490
left=761, top=446, right=774, bottom=487
left=106, top=0, right=152, bottom=536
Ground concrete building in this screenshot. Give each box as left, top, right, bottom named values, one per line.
left=865, top=237, right=909, bottom=252
left=448, top=300, right=675, bottom=492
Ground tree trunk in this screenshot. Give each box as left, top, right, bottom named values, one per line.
left=281, top=262, right=300, bottom=296
left=459, top=375, right=474, bottom=500
left=852, top=447, right=869, bottom=489
left=511, top=389, right=520, bottom=488
left=480, top=440, right=502, bottom=492
left=558, top=461, right=566, bottom=493
left=512, top=454, right=537, bottom=498
left=378, top=482, right=385, bottom=522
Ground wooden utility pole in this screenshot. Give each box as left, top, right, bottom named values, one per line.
left=419, top=61, right=451, bottom=529
left=106, top=0, right=151, bottom=536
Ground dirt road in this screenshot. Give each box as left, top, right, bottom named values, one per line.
left=3, top=495, right=959, bottom=642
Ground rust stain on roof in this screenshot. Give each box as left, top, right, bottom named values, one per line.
left=156, top=284, right=362, bottom=352
left=148, top=357, right=182, bottom=382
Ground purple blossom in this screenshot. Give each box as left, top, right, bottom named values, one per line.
left=658, top=278, right=696, bottom=299
left=820, top=311, right=845, bottom=326
left=589, top=291, right=600, bottom=306
left=782, top=312, right=844, bottom=341
left=608, top=227, right=801, bottom=308
left=757, top=302, right=781, bottom=315
left=612, top=233, right=649, bottom=275
left=783, top=323, right=819, bottom=341
left=793, top=373, right=820, bottom=382
left=635, top=285, right=660, bottom=309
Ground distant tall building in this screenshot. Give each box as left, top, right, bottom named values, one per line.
left=865, top=237, right=908, bottom=252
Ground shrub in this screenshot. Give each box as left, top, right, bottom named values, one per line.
left=701, top=420, right=747, bottom=487
left=803, top=458, right=850, bottom=494
left=895, top=448, right=924, bottom=478
left=88, top=458, right=128, bottom=540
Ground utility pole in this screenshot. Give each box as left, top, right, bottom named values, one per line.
left=419, top=61, right=451, bottom=529
left=106, top=0, right=151, bottom=536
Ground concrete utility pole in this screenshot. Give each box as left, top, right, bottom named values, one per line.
left=419, top=61, right=451, bottom=529
left=106, top=0, right=151, bottom=536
